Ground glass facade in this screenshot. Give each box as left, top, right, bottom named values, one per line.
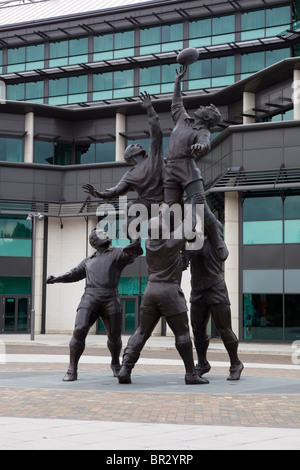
left=243, top=195, right=300, bottom=341
left=241, top=5, right=291, bottom=41
left=189, top=56, right=235, bottom=90
left=7, top=43, right=44, bottom=73
left=0, top=137, right=23, bottom=162
left=0, top=216, right=32, bottom=257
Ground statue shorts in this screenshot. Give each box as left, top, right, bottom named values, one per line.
left=140, top=281, right=188, bottom=318
left=77, top=287, right=122, bottom=317
left=190, top=280, right=231, bottom=308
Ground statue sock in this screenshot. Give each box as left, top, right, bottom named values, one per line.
left=175, top=340, right=195, bottom=374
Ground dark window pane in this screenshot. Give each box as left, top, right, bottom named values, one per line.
left=0, top=277, right=31, bottom=295
left=34, top=140, right=54, bottom=164
left=0, top=216, right=32, bottom=239
left=285, top=195, right=300, bottom=219
left=95, top=142, right=115, bottom=163
left=285, top=294, right=300, bottom=341
left=243, top=196, right=283, bottom=221
left=243, top=293, right=283, bottom=340
left=0, top=137, right=23, bottom=162
left=54, top=143, right=71, bottom=165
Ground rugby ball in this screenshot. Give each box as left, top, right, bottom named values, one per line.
left=177, top=48, right=199, bottom=66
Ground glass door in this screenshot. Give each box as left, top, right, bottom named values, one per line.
left=0, top=296, right=30, bottom=333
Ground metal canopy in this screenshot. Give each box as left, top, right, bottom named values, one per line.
left=206, top=165, right=300, bottom=193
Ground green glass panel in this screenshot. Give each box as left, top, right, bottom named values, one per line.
left=0, top=138, right=23, bottom=162
left=284, top=220, right=300, bottom=243
left=26, top=43, right=44, bottom=70
left=212, top=14, right=235, bottom=44
left=139, top=65, right=160, bottom=87
left=0, top=239, right=32, bottom=257
left=7, top=46, right=26, bottom=72
left=76, top=143, right=95, bottom=164
left=69, top=37, right=88, bottom=65
left=0, top=216, right=32, bottom=239
left=243, top=196, right=283, bottom=221
left=0, top=277, right=31, bottom=295
left=34, top=140, right=54, bottom=164
left=118, top=277, right=140, bottom=295
left=161, top=23, right=183, bottom=52
left=212, top=56, right=234, bottom=77
left=243, top=293, right=283, bottom=341
left=125, top=299, right=136, bottom=333
left=94, top=33, right=114, bottom=61
left=68, top=75, right=88, bottom=104
left=241, top=9, right=265, bottom=40
left=140, top=26, right=161, bottom=54
left=241, top=51, right=264, bottom=74
left=49, top=40, right=68, bottom=67
left=95, top=142, right=115, bottom=163
left=114, top=30, right=134, bottom=58
left=7, top=83, right=25, bottom=101
left=243, top=220, right=283, bottom=244
left=48, top=77, right=68, bottom=105
left=266, top=5, right=290, bottom=27
left=25, top=81, right=44, bottom=102
left=113, top=69, right=134, bottom=98
left=4, top=298, right=15, bottom=332
left=54, top=142, right=71, bottom=165
left=285, top=196, right=300, bottom=219
left=93, top=72, right=113, bottom=92
left=189, top=17, right=211, bottom=39
left=266, top=48, right=290, bottom=67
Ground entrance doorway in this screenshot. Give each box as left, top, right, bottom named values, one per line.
left=0, top=296, right=30, bottom=333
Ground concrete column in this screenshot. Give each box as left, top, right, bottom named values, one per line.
left=115, top=112, right=126, bottom=162
left=243, top=91, right=255, bottom=124
left=293, top=68, right=300, bottom=120
left=33, top=218, right=45, bottom=335
left=24, top=112, right=34, bottom=163
left=0, top=80, right=6, bottom=102
left=224, top=192, right=240, bottom=338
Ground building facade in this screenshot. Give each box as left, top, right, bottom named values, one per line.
left=0, top=0, right=299, bottom=341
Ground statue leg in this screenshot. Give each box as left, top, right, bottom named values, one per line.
left=166, top=312, right=209, bottom=385
left=118, top=311, right=160, bottom=384
left=101, top=313, right=122, bottom=377
left=190, top=302, right=211, bottom=376
left=64, top=307, right=98, bottom=382
left=185, top=180, right=229, bottom=260
left=210, top=304, right=244, bottom=380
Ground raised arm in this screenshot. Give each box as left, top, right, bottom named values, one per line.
left=140, top=91, right=163, bottom=162
left=173, top=65, right=187, bottom=106
left=83, top=180, right=131, bottom=200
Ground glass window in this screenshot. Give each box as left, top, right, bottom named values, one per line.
left=7, top=83, right=25, bottom=101
left=284, top=220, right=300, bottom=243
left=93, top=72, right=113, bottom=101
left=161, top=63, right=178, bottom=93
left=49, top=40, right=69, bottom=67
left=0, top=138, right=23, bottom=162
left=266, top=48, right=290, bottom=67
left=49, top=77, right=68, bottom=105
left=285, top=294, right=300, bottom=341
left=113, top=69, right=134, bottom=98
left=243, top=269, right=283, bottom=293
left=161, top=23, right=183, bottom=52
left=241, top=9, right=265, bottom=40
left=140, top=26, right=161, bottom=55
left=0, top=216, right=32, bottom=239
left=189, top=17, right=212, bottom=48
left=68, top=75, right=88, bottom=104
left=34, top=140, right=54, bottom=164
left=243, top=196, right=283, bottom=221
left=212, top=14, right=235, bottom=45
left=25, top=81, right=44, bottom=103
left=285, top=270, right=300, bottom=294
left=211, top=56, right=235, bottom=87
left=0, top=277, right=31, bottom=295
left=7, top=46, right=26, bottom=73
left=94, top=33, right=114, bottom=61
left=139, top=65, right=160, bottom=94
left=243, top=293, right=283, bottom=340
left=96, top=142, right=115, bottom=163
left=0, top=239, right=32, bottom=257
left=69, top=37, right=88, bottom=65
left=266, top=5, right=290, bottom=36
left=285, top=195, right=300, bottom=219
left=241, top=51, right=264, bottom=76
left=189, top=59, right=211, bottom=90
left=114, top=30, right=134, bottom=58
left=243, top=220, right=283, bottom=244
left=54, top=143, right=71, bottom=165
left=26, top=44, right=44, bottom=70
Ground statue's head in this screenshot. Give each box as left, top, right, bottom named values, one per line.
left=89, top=228, right=111, bottom=250
left=194, top=104, right=221, bottom=129
left=124, top=143, right=146, bottom=165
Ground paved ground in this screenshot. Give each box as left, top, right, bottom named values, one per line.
left=0, top=334, right=300, bottom=451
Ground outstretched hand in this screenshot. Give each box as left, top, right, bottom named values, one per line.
left=82, top=184, right=100, bottom=198
left=176, top=65, right=187, bottom=81
left=46, top=275, right=57, bottom=284
left=139, top=91, right=152, bottom=109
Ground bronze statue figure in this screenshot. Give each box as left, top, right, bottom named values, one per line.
left=47, top=229, right=143, bottom=381
left=118, top=210, right=209, bottom=385
left=188, top=214, right=244, bottom=381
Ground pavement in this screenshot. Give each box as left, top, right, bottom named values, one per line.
left=0, top=333, right=300, bottom=451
